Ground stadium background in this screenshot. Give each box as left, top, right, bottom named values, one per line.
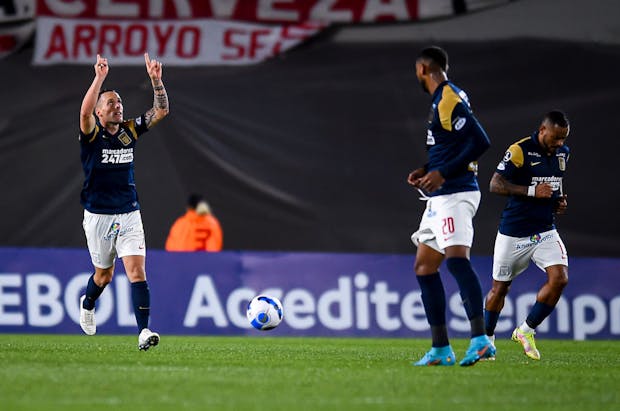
left=1, top=5, right=618, bottom=410
left=1, top=0, right=618, bottom=257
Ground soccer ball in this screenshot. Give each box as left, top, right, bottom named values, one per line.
left=247, top=295, right=284, bottom=331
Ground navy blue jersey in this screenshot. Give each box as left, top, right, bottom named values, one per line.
left=496, top=132, right=570, bottom=237
left=79, top=116, right=148, bottom=214
left=425, top=81, right=490, bottom=196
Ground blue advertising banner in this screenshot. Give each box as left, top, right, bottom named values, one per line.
left=1, top=248, right=619, bottom=340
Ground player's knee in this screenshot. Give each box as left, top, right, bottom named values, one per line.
left=95, top=269, right=114, bottom=286
left=491, top=281, right=511, bottom=299
left=485, top=284, right=508, bottom=310
left=547, top=266, right=568, bottom=291
left=550, top=275, right=568, bottom=291
left=414, top=260, right=439, bottom=275
left=127, top=271, right=146, bottom=283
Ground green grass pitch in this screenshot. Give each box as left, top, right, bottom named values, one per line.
left=1, top=334, right=618, bottom=411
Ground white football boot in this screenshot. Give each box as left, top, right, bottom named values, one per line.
left=138, top=328, right=160, bottom=351
left=79, top=295, right=96, bottom=335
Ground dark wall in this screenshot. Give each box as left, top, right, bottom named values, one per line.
left=1, top=38, right=618, bottom=256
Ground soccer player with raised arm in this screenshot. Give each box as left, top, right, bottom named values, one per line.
left=407, top=46, right=494, bottom=366
left=484, top=111, right=570, bottom=360
left=78, top=53, right=169, bottom=350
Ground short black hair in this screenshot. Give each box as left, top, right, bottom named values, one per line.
left=187, top=194, right=204, bottom=209
left=544, top=110, right=570, bottom=128
left=96, top=89, right=120, bottom=106
left=417, top=46, right=449, bottom=72
left=97, top=88, right=117, bottom=98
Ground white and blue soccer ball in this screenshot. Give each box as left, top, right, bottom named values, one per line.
left=247, top=295, right=284, bottom=331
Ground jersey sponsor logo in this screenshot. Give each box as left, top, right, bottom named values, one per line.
left=119, top=226, right=135, bottom=236
left=453, top=116, right=467, bottom=130
left=531, top=161, right=542, bottom=166
left=528, top=151, right=542, bottom=157
left=101, top=148, right=134, bottom=164
left=104, top=222, right=121, bottom=240
left=117, top=131, right=132, bottom=146
left=531, top=176, right=563, bottom=192
left=514, top=232, right=555, bottom=250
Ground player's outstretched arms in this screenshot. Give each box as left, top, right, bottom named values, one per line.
left=80, top=54, right=109, bottom=135
left=143, top=53, right=169, bottom=128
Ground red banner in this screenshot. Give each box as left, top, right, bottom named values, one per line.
left=34, top=17, right=322, bottom=65
left=28, top=0, right=514, bottom=65
left=36, top=0, right=420, bottom=23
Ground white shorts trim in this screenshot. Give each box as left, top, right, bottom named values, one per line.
left=492, top=229, right=568, bottom=282
left=83, top=210, right=146, bottom=269
left=410, top=191, right=480, bottom=253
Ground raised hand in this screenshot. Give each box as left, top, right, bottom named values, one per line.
left=95, top=54, right=109, bottom=78
left=144, top=53, right=163, bottom=81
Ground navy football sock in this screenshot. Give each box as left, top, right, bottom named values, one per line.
left=446, top=257, right=485, bottom=337
left=417, top=272, right=449, bottom=347
left=526, top=301, right=555, bottom=329
left=83, top=274, right=106, bottom=310
left=484, top=309, right=500, bottom=336
left=131, top=281, right=151, bottom=332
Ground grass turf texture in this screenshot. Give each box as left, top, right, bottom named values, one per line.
left=1, top=335, right=618, bottom=411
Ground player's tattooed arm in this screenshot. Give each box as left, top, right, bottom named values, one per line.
left=152, top=80, right=169, bottom=111
left=490, top=172, right=528, bottom=197
left=144, top=81, right=169, bottom=128
left=144, top=53, right=169, bottom=128
left=490, top=172, right=553, bottom=198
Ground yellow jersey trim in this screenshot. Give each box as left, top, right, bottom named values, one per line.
left=507, top=139, right=528, bottom=168
left=87, top=124, right=99, bottom=143
left=438, top=86, right=462, bottom=131
left=126, top=120, right=138, bottom=141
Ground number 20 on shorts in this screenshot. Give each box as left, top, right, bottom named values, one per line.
left=442, top=217, right=455, bottom=235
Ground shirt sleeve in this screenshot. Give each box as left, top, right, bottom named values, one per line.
left=79, top=124, right=99, bottom=144
left=437, top=103, right=491, bottom=179
left=127, top=115, right=149, bottom=140
left=495, top=143, right=524, bottom=180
